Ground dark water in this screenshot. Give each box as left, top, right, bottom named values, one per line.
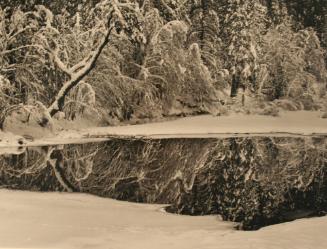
left=0, top=136, right=326, bottom=230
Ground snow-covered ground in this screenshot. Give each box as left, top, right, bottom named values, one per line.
left=83, top=111, right=327, bottom=138
left=1, top=111, right=327, bottom=148
left=0, top=190, right=326, bottom=249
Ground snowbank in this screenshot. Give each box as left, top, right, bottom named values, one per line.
left=1, top=111, right=327, bottom=148
left=0, top=190, right=326, bottom=249
left=84, top=110, right=327, bottom=138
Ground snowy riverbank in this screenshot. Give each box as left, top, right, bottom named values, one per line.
left=0, top=190, right=326, bottom=249
left=1, top=111, right=327, bottom=148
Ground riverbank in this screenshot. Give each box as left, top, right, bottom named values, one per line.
left=1, top=111, right=327, bottom=149
left=0, top=190, right=326, bottom=249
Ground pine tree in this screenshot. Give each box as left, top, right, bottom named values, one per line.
left=219, top=0, right=267, bottom=98
left=280, top=0, right=327, bottom=49
left=187, top=0, right=222, bottom=78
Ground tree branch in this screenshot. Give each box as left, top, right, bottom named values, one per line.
left=48, top=23, right=115, bottom=116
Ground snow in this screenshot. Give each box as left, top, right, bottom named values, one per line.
left=1, top=111, right=327, bottom=148
left=0, top=190, right=326, bottom=249
left=0, top=131, right=26, bottom=151
left=84, top=111, right=327, bottom=138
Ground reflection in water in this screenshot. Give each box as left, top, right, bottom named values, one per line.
left=0, top=136, right=326, bottom=230
left=0, top=146, right=26, bottom=156
left=0, top=144, right=98, bottom=192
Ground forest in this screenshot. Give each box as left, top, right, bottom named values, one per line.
left=0, top=0, right=326, bottom=130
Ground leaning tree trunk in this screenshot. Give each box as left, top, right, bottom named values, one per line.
left=47, top=23, right=114, bottom=117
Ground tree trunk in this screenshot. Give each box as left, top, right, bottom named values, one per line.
left=47, top=23, right=114, bottom=117
left=231, top=74, right=240, bottom=97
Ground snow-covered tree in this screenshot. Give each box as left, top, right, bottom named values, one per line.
left=187, top=0, right=222, bottom=79
left=1, top=0, right=326, bottom=121
left=64, top=81, right=96, bottom=120
left=219, top=0, right=267, bottom=98
left=260, top=22, right=326, bottom=109
left=0, top=0, right=144, bottom=130
left=0, top=6, right=43, bottom=105
left=30, top=0, right=142, bottom=117
left=144, top=19, right=221, bottom=115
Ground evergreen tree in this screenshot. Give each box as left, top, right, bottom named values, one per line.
left=187, top=0, right=222, bottom=79
left=271, top=0, right=327, bottom=49
left=219, top=0, right=267, bottom=98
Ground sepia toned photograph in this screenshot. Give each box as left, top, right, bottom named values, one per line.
left=0, top=0, right=326, bottom=248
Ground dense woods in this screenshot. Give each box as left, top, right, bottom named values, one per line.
left=0, top=0, right=326, bottom=127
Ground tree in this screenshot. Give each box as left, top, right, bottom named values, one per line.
left=0, top=0, right=143, bottom=130
left=30, top=0, right=140, bottom=117
left=219, top=0, right=267, bottom=99
left=6, top=0, right=140, bottom=118
left=0, top=6, right=42, bottom=104
left=265, top=0, right=327, bottom=51
left=143, top=19, right=220, bottom=115
left=260, top=22, right=326, bottom=109
left=187, top=0, right=222, bottom=79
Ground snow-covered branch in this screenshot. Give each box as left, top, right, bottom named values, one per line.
left=47, top=22, right=115, bottom=116
left=45, top=0, right=134, bottom=116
